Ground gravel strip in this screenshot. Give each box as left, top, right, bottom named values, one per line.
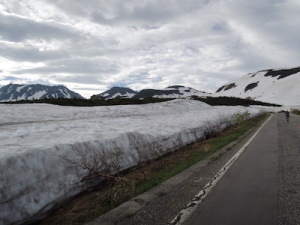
left=278, top=114, right=300, bottom=224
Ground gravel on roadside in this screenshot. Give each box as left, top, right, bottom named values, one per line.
left=278, top=114, right=300, bottom=225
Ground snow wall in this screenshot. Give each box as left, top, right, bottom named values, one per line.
left=0, top=100, right=262, bottom=225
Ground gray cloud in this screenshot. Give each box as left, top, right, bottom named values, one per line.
left=2, top=76, right=19, bottom=80
left=0, top=14, right=80, bottom=42
left=14, top=57, right=120, bottom=77
left=0, top=43, right=68, bottom=62
left=47, top=0, right=210, bottom=26
left=0, top=0, right=299, bottom=98
left=53, top=75, right=105, bottom=85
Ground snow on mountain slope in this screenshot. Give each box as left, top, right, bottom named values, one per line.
left=93, top=87, right=138, bottom=99
left=215, top=67, right=300, bottom=106
left=0, top=84, right=84, bottom=102
left=154, top=86, right=212, bottom=98
left=134, top=85, right=211, bottom=99
left=0, top=100, right=261, bottom=225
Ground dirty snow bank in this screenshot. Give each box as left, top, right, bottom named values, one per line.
left=0, top=100, right=261, bottom=225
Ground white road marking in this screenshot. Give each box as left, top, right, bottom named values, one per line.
left=169, top=115, right=273, bottom=225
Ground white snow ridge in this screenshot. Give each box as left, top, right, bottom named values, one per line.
left=215, top=67, right=300, bottom=106
left=0, top=100, right=261, bottom=225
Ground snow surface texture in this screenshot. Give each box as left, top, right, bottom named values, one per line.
left=215, top=71, right=300, bottom=106
left=0, top=100, right=261, bottom=225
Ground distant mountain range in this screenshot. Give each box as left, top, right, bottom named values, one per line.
left=133, top=85, right=211, bottom=99
left=0, top=84, right=84, bottom=102
left=2, top=66, right=299, bottom=105
left=216, top=67, right=300, bottom=105
left=94, top=85, right=211, bottom=100
left=96, top=67, right=300, bottom=106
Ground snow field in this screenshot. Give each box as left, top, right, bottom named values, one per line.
left=0, top=100, right=261, bottom=225
left=215, top=71, right=300, bottom=106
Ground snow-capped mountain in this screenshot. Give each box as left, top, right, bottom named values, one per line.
left=0, top=83, right=84, bottom=102
left=215, top=67, right=300, bottom=106
left=134, top=85, right=211, bottom=99
left=93, top=87, right=138, bottom=100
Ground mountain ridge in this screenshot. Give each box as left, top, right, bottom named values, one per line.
left=92, top=86, right=138, bottom=100
left=0, top=83, right=84, bottom=102
left=215, top=66, right=300, bottom=105
left=2, top=66, right=299, bottom=105
left=93, top=85, right=211, bottom=100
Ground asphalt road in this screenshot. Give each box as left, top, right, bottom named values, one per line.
left=89, top=113, right=300, bottom=225
left=185, top=113, right=300, bottom=225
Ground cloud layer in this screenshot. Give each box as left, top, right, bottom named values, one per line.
left=0, top=0, right=299, bottom=98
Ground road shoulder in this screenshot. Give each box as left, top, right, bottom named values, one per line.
left=87, top=117, right=269, bottom=225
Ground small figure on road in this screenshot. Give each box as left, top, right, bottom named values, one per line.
left=285, top=111, right=290, bottom=122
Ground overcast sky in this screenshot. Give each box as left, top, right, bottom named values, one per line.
left=0, top=0, right=299, bottom=98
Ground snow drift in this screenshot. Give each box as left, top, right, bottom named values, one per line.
left=0, top=100, right=261, bottom=225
